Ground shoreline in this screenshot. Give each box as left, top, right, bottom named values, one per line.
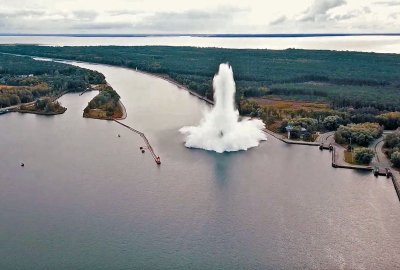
left=16, top=108, right=67, bottom=115
left=114, top=100, right=127, bottom=120
left=132, top=69, right=214, bottom=105
left=8, top=54, right=400, bottom=191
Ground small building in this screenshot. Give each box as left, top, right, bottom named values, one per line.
left=285, top=125, right=293, bottom=139
left=285, top=125, right=307, bottom=139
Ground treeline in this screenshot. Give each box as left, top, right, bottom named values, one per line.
left=0, top=45, right=400, bottom=111
left=0, top=54, right=105, bottom=108
left=269, top=83, right=400, bottom=111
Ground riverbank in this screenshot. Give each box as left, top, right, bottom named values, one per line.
left=263, top=128, right=320, bottom=146
left=133, top=69, right=214, bottom=105
left=16, top=107, right=67, bottom=115
left=115, top=100, right=127, bottom=120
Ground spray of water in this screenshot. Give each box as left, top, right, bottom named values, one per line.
left=180, top=63, right=267, bottom=153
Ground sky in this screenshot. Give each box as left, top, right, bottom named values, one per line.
left=0, top=0, right=399, bottom=34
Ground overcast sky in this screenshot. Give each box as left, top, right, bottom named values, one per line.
left=0, top=0, right=398, bottom=34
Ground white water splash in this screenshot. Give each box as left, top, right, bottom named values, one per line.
left=180, top=63, right=267, bottom=153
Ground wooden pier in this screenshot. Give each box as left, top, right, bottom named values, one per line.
left=114, top=120, right=161, bottom=165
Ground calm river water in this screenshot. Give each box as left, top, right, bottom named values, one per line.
left=1, top=61, right=400, bottom=269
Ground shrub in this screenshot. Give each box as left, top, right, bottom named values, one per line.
left=390, top=151, right=400, bottom=168
left=323, top=115, right=343, bottom=131
left=288, top=117, right=318, bottom=132
left=384, top=133, right=400, bottom=149
left=353, top=147, right=375, bottom=164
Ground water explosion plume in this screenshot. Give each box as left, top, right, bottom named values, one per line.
left=180, top=63, right=267, bottom=153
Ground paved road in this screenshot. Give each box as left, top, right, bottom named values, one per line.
left=370, top=131, right=396, bottom=167
left=371, top=138, right=388, bottom=167
left=315, top=131, right=335, bottom=143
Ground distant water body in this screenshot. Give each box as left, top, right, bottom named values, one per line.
left=0, top=34, right=400, bottom=53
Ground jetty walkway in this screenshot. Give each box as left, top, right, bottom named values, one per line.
left=114, top=120, right=161, bottom=165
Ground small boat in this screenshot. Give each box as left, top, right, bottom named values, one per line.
left=20, top=162, right=24, bottom=167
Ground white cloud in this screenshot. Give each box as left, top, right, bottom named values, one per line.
left=0, top=0, right=397, bottom=33
left=374, top=1, right=400, bottom=6
left=299, top=0, right=347, bottom=22
left=134, top=7, right=249, bottom=33
left=269, top=16, right=287, bottom=26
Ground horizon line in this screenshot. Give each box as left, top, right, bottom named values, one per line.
left=1, top=33, right=400, bottom=38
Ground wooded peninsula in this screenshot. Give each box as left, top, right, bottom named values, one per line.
left=0, top=53, right=121, bottom=118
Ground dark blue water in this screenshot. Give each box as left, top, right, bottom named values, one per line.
left=0, top=62, right=399, bottom=269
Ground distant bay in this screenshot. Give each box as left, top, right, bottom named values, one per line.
left=0, top=34, right=400, bottom=53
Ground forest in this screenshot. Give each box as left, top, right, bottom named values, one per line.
left=2, top=45, right=400, bottom=136
left=0, top=45, right=399, bottom=111
left=0, top=53, right=105, bottom=108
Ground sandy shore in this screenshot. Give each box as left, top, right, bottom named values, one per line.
left=114, top=100, right=127, bottom=120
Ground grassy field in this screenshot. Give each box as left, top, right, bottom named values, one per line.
left=344, top=150, right=357, bottom=164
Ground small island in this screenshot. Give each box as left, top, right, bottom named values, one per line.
left=83, top=84, right=125, bottom=120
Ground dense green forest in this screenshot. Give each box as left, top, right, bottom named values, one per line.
left=0, top=53, right=105, bottom=108
left=0, top=45, right=399, bottom=111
